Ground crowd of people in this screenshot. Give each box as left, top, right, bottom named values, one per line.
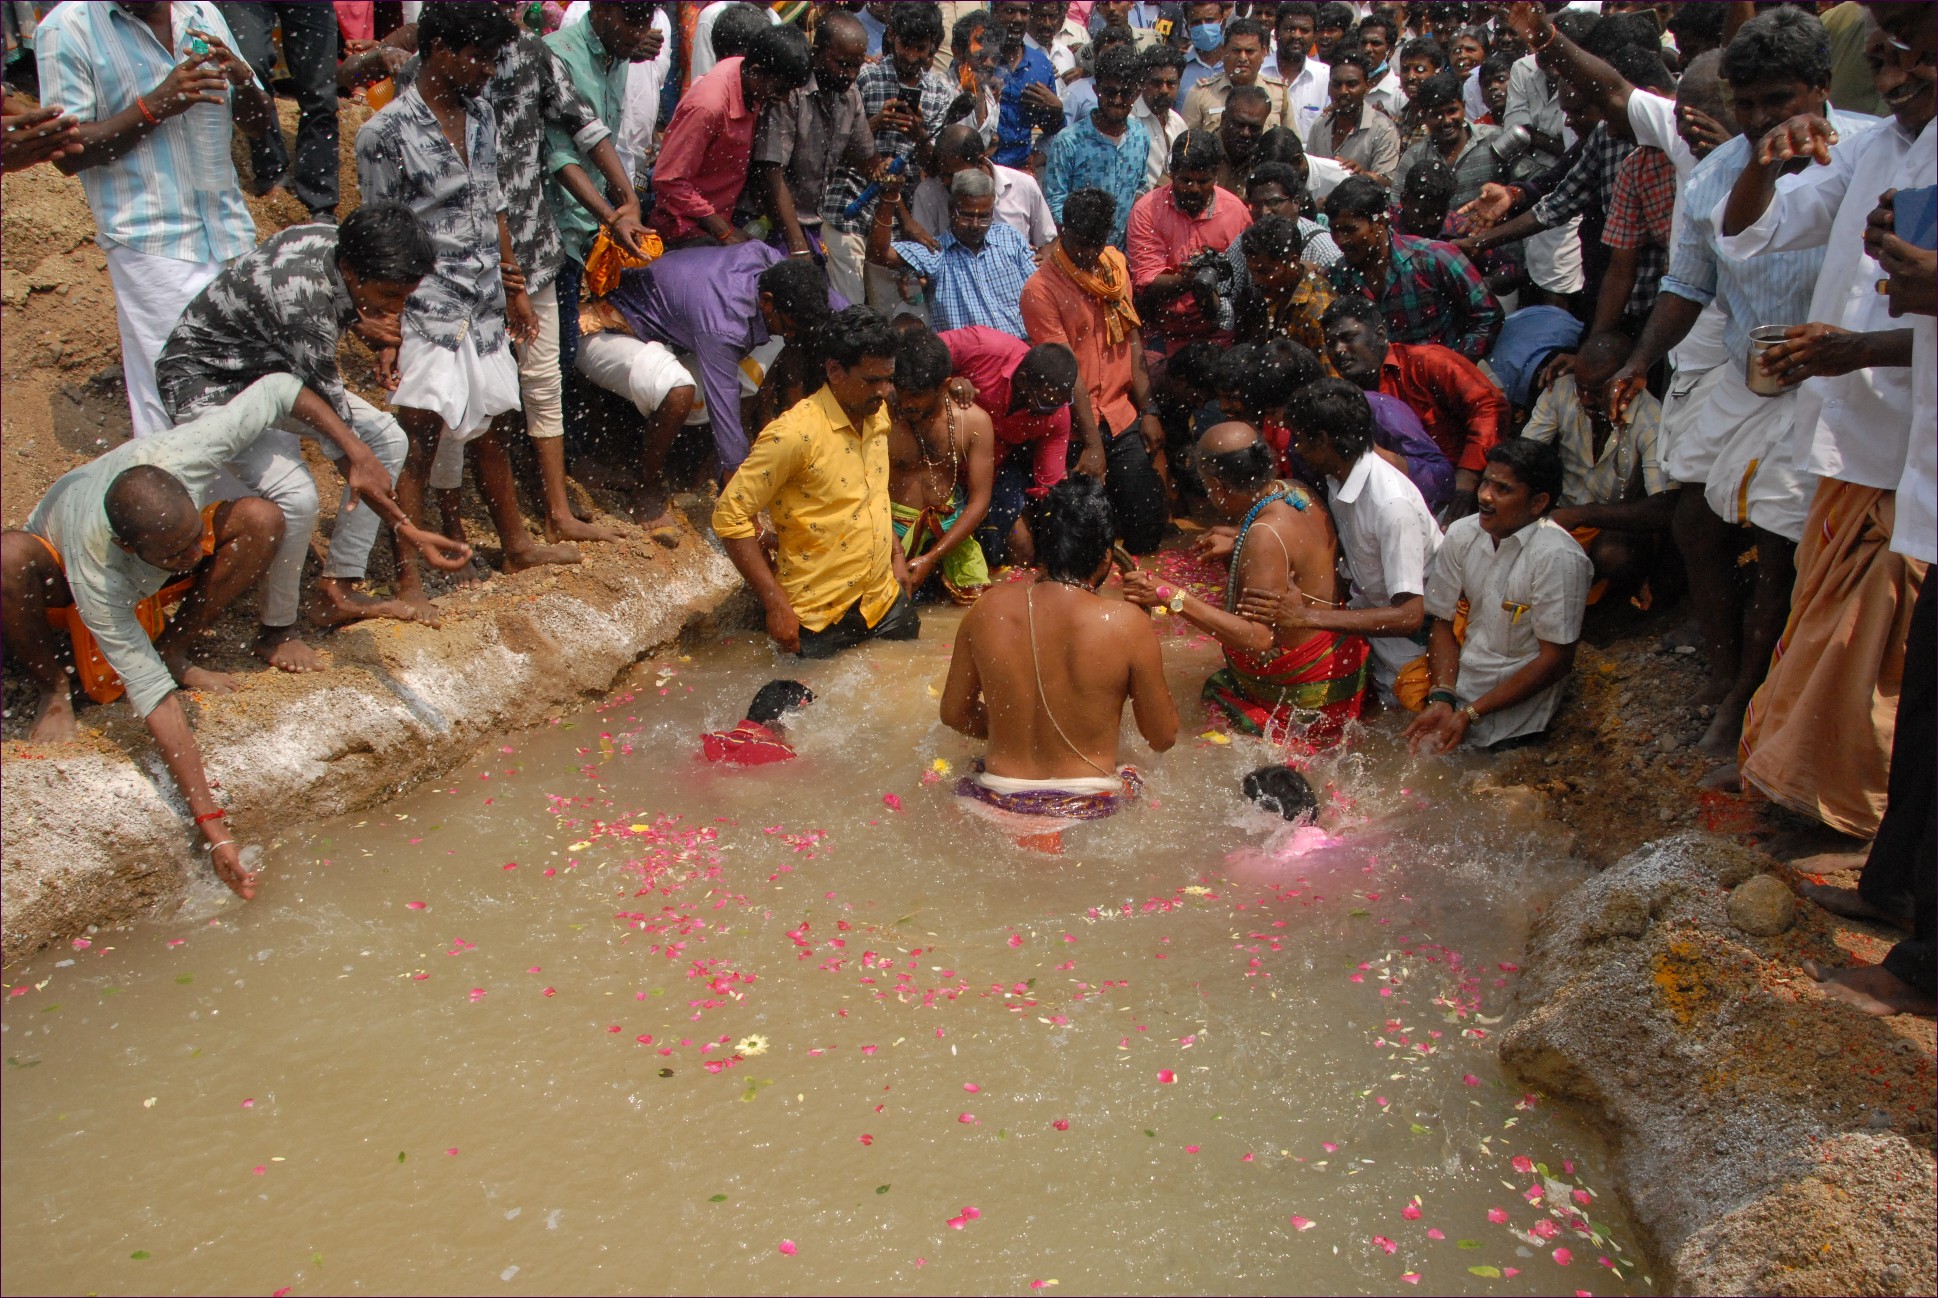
left=0, top=1, right=1930, bottom=1015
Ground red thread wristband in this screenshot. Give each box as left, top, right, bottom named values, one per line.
left=136, top=95, right=161, bottom=127
left=193, top=809, right=227, bottom=825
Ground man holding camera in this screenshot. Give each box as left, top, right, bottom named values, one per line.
left=1125, top=128, right=1253, bottom=351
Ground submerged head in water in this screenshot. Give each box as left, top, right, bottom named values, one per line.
left=1243, top=764, right=1319, bottom=822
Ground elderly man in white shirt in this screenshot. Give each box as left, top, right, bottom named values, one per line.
left=1407, top=439, right=1591, bottom=753
left=1240, top=379, right=1443, bottom=701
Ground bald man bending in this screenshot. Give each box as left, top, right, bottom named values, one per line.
left=0, top=374, right=457, bottom=900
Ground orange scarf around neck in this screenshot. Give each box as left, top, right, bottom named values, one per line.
left=1050, top=242, right=1142, bottom=345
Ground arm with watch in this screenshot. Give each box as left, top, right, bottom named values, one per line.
left=1401, top=615, right=1578, bottom=755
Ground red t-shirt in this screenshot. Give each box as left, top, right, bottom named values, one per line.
left=700, top=720, right=796, bottom=765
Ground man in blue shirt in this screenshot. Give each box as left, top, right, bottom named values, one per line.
left=991, top=0, right=1062, bottom=167
left=1042, top=42, right=1151, bottom=248
left=869, top=168, right=1038, bottom=338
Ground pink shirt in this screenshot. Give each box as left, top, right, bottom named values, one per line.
left=1125, top=183, right=1251, bottom=342
left=650, top=56, right=758, bottom=243
left=943, top=325, right=1072, bottom=496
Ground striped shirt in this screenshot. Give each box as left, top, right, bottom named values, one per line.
left=1663, top=129, right=1844, bottom=366
left=35, top=1, right=259, bottom=264
left=892, top=222, right=1037, bottom=339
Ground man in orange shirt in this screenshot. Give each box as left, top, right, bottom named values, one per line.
left=1021, top=187, right=1170, bottom=553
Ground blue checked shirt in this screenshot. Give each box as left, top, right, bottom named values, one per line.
left=892, top=221, right=1037, bottom=338
left=1662, top=117, right=1871, bottom=365
left=35, top=0, right=260, bottom=264
left=1041, top=113, right=1151, bottom=248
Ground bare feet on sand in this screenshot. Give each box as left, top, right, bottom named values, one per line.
left=175, top=663, right=241, bottom=693
left=1802, top=958, right=1934, bottom=1017
left=308, top=577, right=423, bottom=628
left=1796, top=879, right=1914, bottom=932
left=1698, top=763, right=1742, bottom=792
left=253, top=625, right=324, bottom=672
left=28, top=686, right=76, bottom=742
left=393, top=587, right=443, bottom=626
left=626, top=490, right=683, bottom=546
left=451, top=555, right=492, bottom=587
left=503, top=540, right=582, bottom=573
left=545, top=511, right=623, bottom=545
left=1697, top=691, right=1750, bottom=758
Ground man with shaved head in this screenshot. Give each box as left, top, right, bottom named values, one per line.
left=0, top=375, right=421, bottom=901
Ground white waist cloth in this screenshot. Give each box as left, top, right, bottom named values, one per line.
left=394, top=328, right=520, bottom=441
left=973, top=769, right=1124, bottom=795
left=1698, top=363, right=1819, bottom=542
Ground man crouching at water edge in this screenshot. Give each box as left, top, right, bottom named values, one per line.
left=712, top=306, right=919, bottom=659
left=1404, top=439, right=1591, bottom=756
left=0, top=376, right=337, bottom=900
left=941, top=477, right=1179, bottom=852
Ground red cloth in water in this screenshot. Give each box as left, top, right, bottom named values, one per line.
left=700, top=720, right=796, bottom=765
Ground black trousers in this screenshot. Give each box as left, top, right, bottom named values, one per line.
left=221, top=1, right=341, bottom=215
left=1863, top=575, right=1935, bottom=993
left=976, top=417, right=1170, bottom=566
left=796, top=591, right=920, bottom=659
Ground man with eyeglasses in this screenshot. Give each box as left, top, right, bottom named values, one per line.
left=1041, top=42, right=1151, bottom=249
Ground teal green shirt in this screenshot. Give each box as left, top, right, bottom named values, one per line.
left=543, top=19, right=631, bottom=264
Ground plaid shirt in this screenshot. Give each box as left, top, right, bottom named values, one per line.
left=892, top=221, right=1037, bottom=338
left=1602, top=145, right=1676, bottom=323
left=1329, top=232, right=1504, bottom=361
left=1530, top=122, right=1634, bottom=227
left=824, top=61, right=957, bottom=234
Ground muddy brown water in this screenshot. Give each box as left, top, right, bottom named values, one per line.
left=3, top=590, right=1655, bottom=1295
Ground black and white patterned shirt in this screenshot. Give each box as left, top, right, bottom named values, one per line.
left=396, top=32, right=609, bottom=295
left=154, top=224, right=358, bottom=423
left=355, top=85, right=508, bottom=355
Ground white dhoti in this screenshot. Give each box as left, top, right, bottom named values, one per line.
left=574, top=331, right=696, bottom=417
left=393, top=330, right=521, bottom=491
left=1523, top=219, right=1583, bottom=296
left=1659, top=362, right=1731, bottom=486
left=514, top=282, right=565, bottom=441
left=103, top=244, right=225, bottom=438
left=1699, top=364, right=1819, bottom=542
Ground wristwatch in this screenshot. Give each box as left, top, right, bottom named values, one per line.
left=1461, top=704, right=1482, bottom=725
left=1168, top=590, right=1187, bottom=614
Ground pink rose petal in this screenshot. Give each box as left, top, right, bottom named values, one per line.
left=1462, top=1073, right=1481, bottom=1086
left=1372, top=1235, right=1398, bottom=1255
left=1427, top=1229, right=1445, bottom=1241
left=963, top=1083, right=980, bottom=1093
left=1289, top=1215, right=1316, bottom=1232
left=1511, top=1155, right=1535, bottom=1174
left=405, top=901, right=426, bottom=910
left=1553, top=1248, right=1573, bottom=1266
left=882, top=793, right=902, bottom=812
left=1052, top=1118, right=1070, bottom=1131
left=1487, top=1208, right=1509, bottom=1224
left=958, top=1113, right=977, bottom=1124
left=1401, top=1202, right=1422, bottom=1220
left=859, top=1134, right=874, bottom=1145
left=778, top=1240, right=798, bottom=1256
left=1157, top=1069, right=1176, bottom=1084
left=1184, top=1145, right=1200, bottom=1154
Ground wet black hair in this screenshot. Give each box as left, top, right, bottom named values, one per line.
left=1328, top=47, right=1373, bottom=79
left=1478, top=50, right=1515, bottom=83
left=1167, top=340, right=1225, bottom=395
left=1320, top=293, right=1387, bottom=338
left=1244, top=764, right=1318, bottom=821
left=887, top=1, right=945, bottom=51
left=819, top=304, right=899, bottom=370
left=1400, top=156, right=1456, bottom=213
left=1323, top=175, right=1390, bottom=224
left=1094, top=40, right=1142, bottom=87
left=1020, top=342, right=1080, bottom=393
left=893, top=328, right=953, bottom=393
left=1220, top=337, right=1321, bottom=418
left=951, top=8, right=988, bottom=58
left=1253, top=127, right=1308, bottom=167
left=336, top=201, right=435, bottom=285
left=1226, top=84, right=1274, bottom=117
left=1241, top=212, right=1306, bottom=262
left=1666, top=2, right=1725, bottom=48
left=1398, top=35, right=1446, bottom=68
left=709, top=3, right=771, bottom=59
left=1411, top=69, right=1463, bottom=114
left=1246, top=159, right=1309, bottom=210
left=1140, top=43, right=1188, bottom=77
left=1225, top=16, right=1267, bottom=45
left=748, top=679, right=814, bottom=726
left=1315, top=1, right=1354, bottom=32
left=1198, top=431, right=1278, bottom=492
left=418, top=1, right=517, bottom=59
left=1551, top=9, right=1600, bottom=48
left=1027, top=474, right=1118, bottom=584
left=1279, top=3, right=1319, bottom=29
left=1171, top=127, right=1225, bottom=174
left=1285, top=376, right=1375, bottom=460
left=1486, top=438, right=1564, bottom=512
left=1061, top=187, right=1117, bottom=247
left=1607, top=42, right=1674, bottom=97
left=746, top=22, right=814, bottom=91
left=757, top=256, right=832, bottom=366
left=815, top=9, right=867, bottom=53
left=1355, top=13, right=1398, bottom=47
left=1582, top=11, right=1660, bottom=60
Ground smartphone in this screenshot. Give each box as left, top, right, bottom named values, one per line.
left=1895, top=185, right=1937, bottom=251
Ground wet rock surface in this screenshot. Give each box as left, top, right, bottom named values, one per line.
left=1501, top=833, right=1936, bottom=1295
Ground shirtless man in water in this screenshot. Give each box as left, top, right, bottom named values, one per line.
left=941, top=475, right=1178, bottom=830
left=888, top=329, right=996, bottom=603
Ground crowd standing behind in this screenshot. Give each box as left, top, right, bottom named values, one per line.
left=0, top=0, right=1931, bottom=1017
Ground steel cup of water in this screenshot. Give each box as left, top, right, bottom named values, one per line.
left=1745, top=325, right=1796, bottom=397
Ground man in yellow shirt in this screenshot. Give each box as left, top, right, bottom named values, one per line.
left=713, top=305, right=917, bottom=658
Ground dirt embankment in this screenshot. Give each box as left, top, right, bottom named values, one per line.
left=1, top=102, right=747, bottom=963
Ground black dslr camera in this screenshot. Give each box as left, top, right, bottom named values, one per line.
left=1183, top=247, right=1234, bottom=316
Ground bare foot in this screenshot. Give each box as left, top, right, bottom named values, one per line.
left=1795, top=880, right=1913, bottom=931
left=395, top=587, right=443, bottom=627
left=1697, top=696, right=1749, bottom=758
left=503, top=540, right=582, bottom=572
left=1692, top=677, right=1733, bottom=707
left=254, top=625, right=324, bottom=673
left=27, top=686, right=76, bottom=742
left=451, top=555, right=492, bottom=587
left=626, top=488, right=678, bottom=528
left=1802, top=958, right=1934, bottom=1017
left=1698, top=763, right=1742, bottom=792
left=545, top=512, right=623, bottom=545
left=1791, top=850, right=1871, bottom=877
left=176, top=664, right=241, bottom=693
left=308, top=578, right=422, bottom=629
